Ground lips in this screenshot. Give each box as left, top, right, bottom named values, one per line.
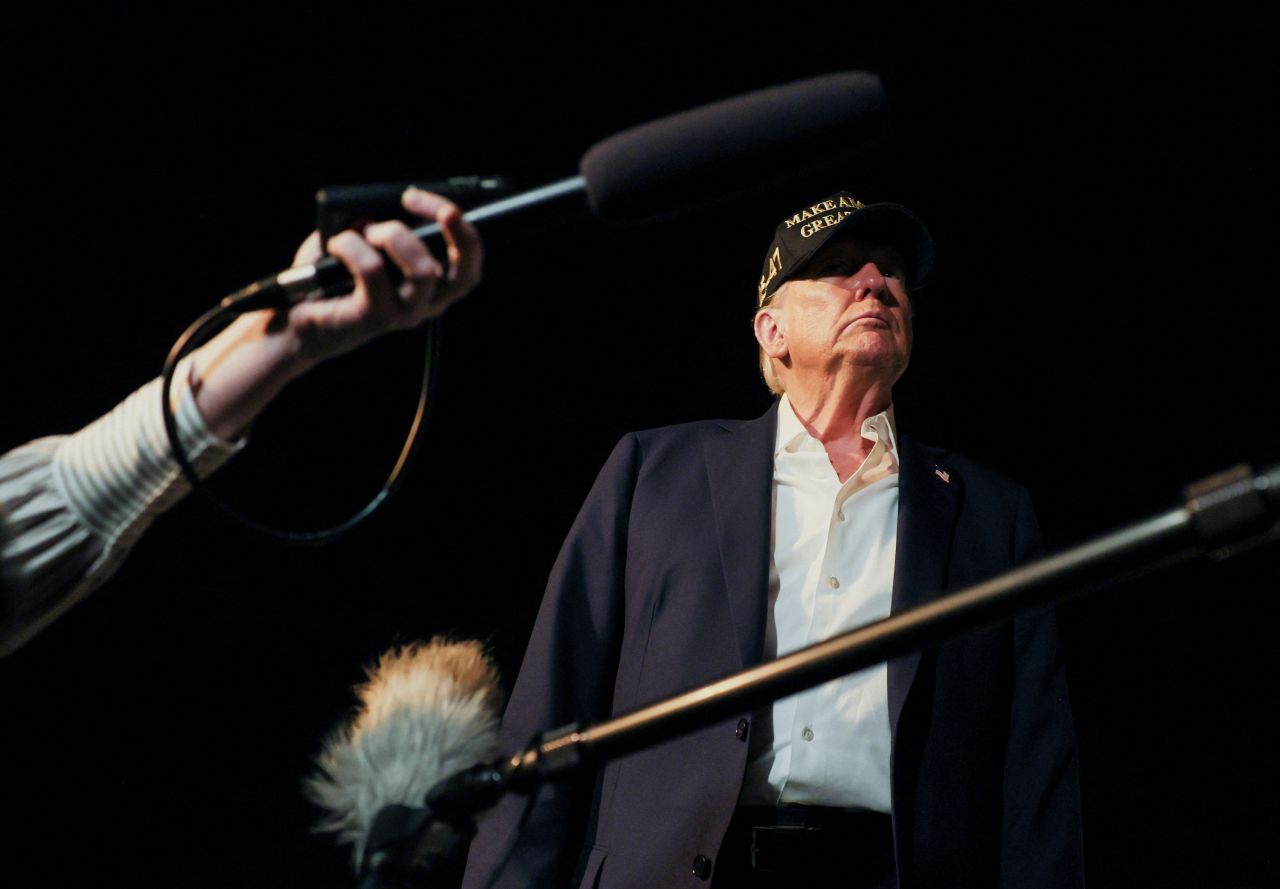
left=850, top=311, right=890, bottom=328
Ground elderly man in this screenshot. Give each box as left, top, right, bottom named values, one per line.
left=463, top=192, right=1083, bottom=889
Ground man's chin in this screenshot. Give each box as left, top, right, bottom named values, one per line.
left=846, top=341, right=908, bottom=371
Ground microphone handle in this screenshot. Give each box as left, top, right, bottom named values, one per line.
left=226, top=176, right=586, bottom=312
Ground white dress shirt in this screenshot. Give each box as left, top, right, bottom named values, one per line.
left=739, top=394, right=899, bottom=811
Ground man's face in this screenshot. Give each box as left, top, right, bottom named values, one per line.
left=760, top=235, right=914, bottom=384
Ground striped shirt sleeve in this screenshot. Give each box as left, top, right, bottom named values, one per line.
left=0, top=368, right=241, bottom=657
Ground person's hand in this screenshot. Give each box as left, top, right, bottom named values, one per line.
left=284, top=186, right=483, bottom=369
left=185, top=188, right=481, bottom=441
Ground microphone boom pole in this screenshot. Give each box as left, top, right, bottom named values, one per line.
left=435, top=461, right=1279, bottom=804
left=225, top=69, right=890, bottom=313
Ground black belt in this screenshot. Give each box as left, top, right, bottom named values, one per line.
left=716, top=805, right=896, bottom=886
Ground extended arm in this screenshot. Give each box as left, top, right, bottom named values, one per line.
left=0, top=189, right=481, bottom=657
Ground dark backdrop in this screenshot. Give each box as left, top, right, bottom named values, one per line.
left=1, top=8, right=1276, bottom=888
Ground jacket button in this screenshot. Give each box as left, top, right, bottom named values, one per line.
left=692, top=854, right=713, bottom=880
left=735, top=718, right=750, bottom=741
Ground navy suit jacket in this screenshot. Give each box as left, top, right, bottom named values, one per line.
left=463, top=404, right=1083, bottom=889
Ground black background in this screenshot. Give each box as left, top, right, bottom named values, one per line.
left=1, top=7, right=1276, bottom=888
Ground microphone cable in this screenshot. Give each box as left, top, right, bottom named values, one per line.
left=160, top=285, right=439, bottom=546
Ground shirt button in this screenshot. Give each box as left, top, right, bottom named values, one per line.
left=827, top=576, right=840, bottom=589
left=801, top=726, right=815, bottom=742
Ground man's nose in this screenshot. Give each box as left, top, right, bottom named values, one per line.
left=850, top=262, right=888, bottom=301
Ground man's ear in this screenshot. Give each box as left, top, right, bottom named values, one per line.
left=754, top=305, right=788, bottom=359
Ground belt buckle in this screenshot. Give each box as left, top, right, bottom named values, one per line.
left=750, top=824, right=822, bottom=872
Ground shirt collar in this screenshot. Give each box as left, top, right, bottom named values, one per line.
left=776, top=393, right=898, bottom=457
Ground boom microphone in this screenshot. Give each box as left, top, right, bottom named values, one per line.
left=229, top=70, right=888, bottom=310
left=308, top=638, right=502, bottom=885
left=581, top=70, right=887, bottom=223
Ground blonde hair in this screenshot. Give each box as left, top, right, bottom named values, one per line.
left=758, top=341, right=785, bottom=395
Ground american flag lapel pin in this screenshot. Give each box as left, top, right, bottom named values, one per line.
left=934, top=467, right=951, bottom=484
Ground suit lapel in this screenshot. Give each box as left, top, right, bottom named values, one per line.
left=888, top=436, right=961, bottom=738
left=701, top=413, right=961, bottom=712
left=703, top=403, right=778, bottom=670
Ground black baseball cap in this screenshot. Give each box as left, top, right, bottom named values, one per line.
left=757, top=191, right=935, bottom=306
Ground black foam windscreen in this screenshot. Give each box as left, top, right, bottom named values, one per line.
left=579, top=71, right=887, bottom=224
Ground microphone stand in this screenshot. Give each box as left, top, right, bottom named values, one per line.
left=354, top=462, right=1275, bottom=887
left=345, top=463, right=1274, bottom=885
left=430, top=460, right=1278, bottom=805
